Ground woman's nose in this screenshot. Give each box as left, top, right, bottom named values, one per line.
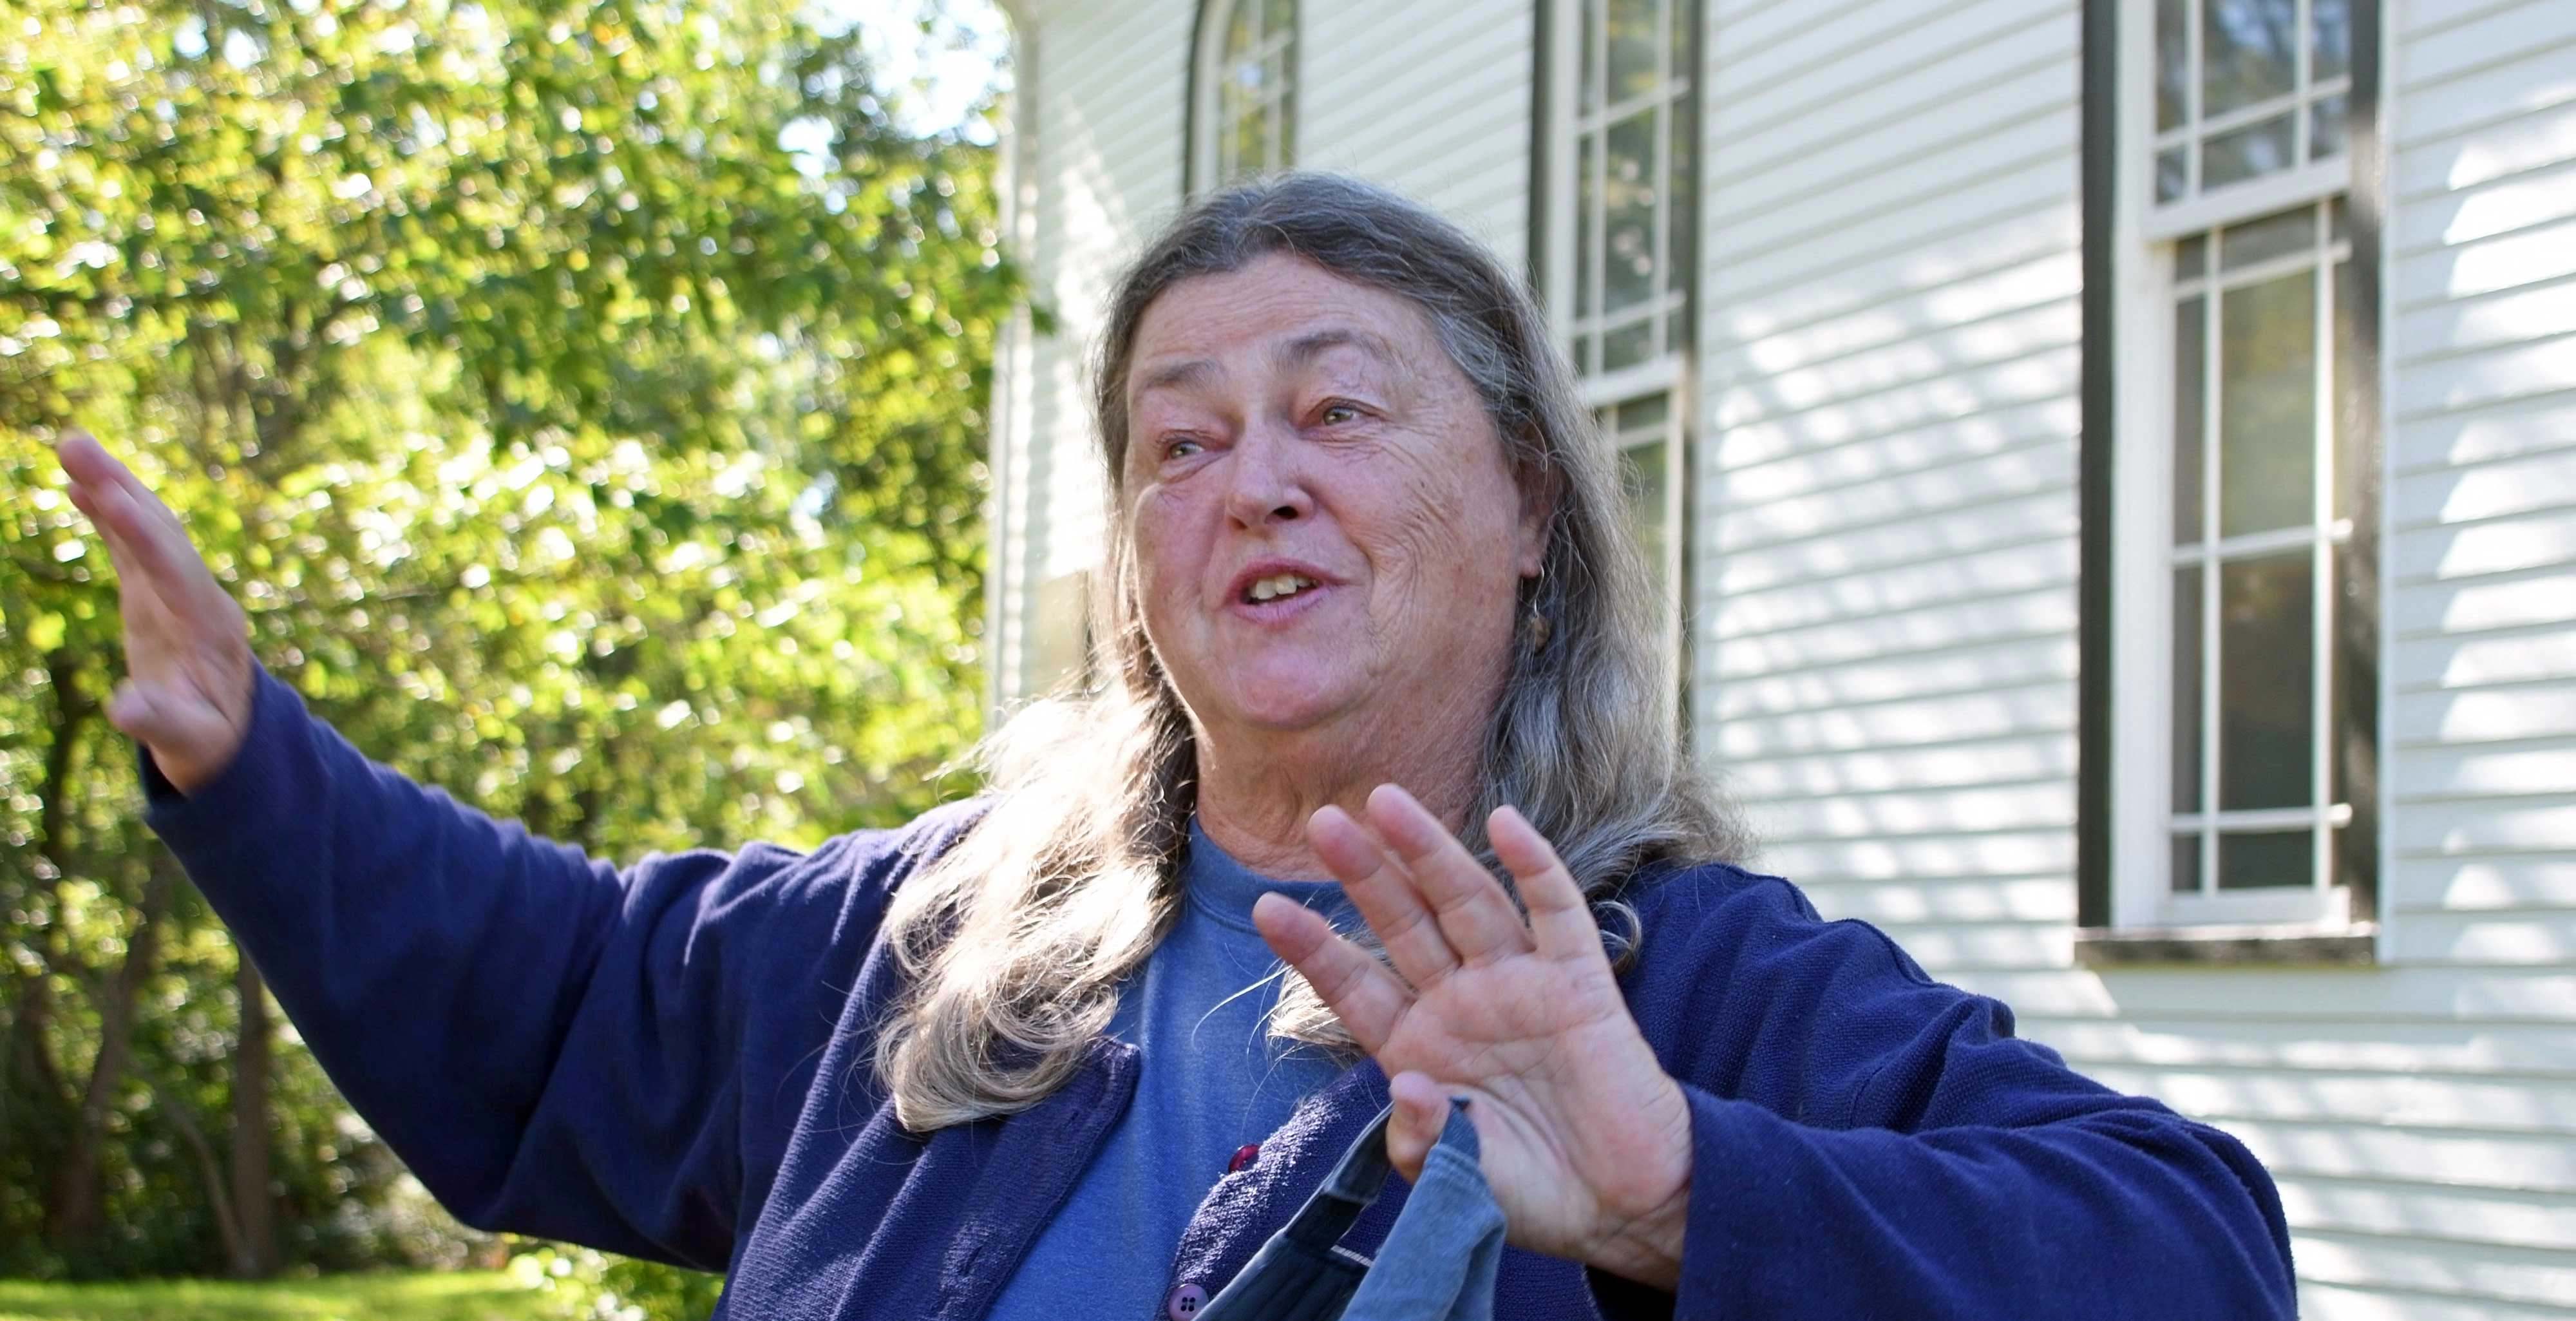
left=1222, top=420, right=1313, bottom=528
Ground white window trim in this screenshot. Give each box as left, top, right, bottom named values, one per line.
left=2108, top=0, right=2372, bottom=933
left=1190, top=0, right=1294, bottom=195
left=1542, top=2, right=1696, bottom=710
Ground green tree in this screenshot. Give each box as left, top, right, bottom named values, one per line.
left=1, top=0, right=1016, bottom=1289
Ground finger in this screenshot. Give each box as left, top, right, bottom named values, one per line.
left=1365, top=784, right=1531, bottom=966
left=1384, top=1070, right=1451, bottom=1184
left=1489, top=805, right=1607, bottom=965
left=1308, top=804, right=1459, bottom=989
left=87, top=471, right=238, bottom=640
left=107, top=677, right=236, bottom=756
left=1252, top=891, right=1410, bottom=1053
left=53, top=428, right=122, bottom=488
left=67, top=482, right=183, bottom=634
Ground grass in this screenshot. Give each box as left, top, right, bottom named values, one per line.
left=0, top=1273, right=559, bottom=1321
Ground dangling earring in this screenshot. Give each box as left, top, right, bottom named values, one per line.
left=1526, top=572, right=1551, bottom=652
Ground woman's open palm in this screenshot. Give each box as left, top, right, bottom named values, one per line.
left=55, top=431, right=255, bottom=794
left=1252, top=786, right=1692, bottom=1288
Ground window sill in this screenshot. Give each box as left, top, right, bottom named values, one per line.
left=2074, top=923, right=2378, bottom=967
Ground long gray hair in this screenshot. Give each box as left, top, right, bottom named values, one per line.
left=874, top=173, right=1748, bottom=1132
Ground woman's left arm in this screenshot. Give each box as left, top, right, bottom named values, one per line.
left=1252, top=786, right=2296, bottom=1321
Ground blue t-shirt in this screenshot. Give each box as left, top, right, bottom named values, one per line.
left=985, top=821, right=1358, bottom=1320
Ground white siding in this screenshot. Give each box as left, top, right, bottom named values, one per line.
left=1299, top=0, right=1531, bottom=272
left=1698, top=0, right=2576, bottom=1313
left=1692, top=0, right=2088, bottom=1007
left=996, top=1, right=1193, bottom=702
left=998, top=0, right=2576, bottom=1311
left=2351, top=0, right=2576, bottom=1311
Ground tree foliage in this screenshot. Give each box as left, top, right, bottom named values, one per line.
left=1, top=0, right=1016, bottom=1288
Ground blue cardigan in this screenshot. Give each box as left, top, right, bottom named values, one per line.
left=144, top=669, right=2297, bottom=1320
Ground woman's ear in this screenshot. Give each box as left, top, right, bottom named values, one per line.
left=1514, top=461, right=1560, bottom=580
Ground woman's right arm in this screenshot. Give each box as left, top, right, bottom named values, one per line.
left=57, top=432, right=902, bottom=1268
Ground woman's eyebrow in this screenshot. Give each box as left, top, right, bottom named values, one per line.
left=1135, top=357, right=1218, bottom=397
left=1277, top=327, right=1399, bottom=373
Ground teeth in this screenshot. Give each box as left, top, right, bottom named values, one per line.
left=1247, top=573, right=1318, bottom=602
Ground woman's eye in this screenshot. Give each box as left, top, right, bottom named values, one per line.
left=1318, top=403, right=1361, bottom=426
left=1163, top=437, right=1204, bottom=460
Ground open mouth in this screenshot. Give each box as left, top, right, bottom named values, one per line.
left=1242, top=572, right=1321, bottom=605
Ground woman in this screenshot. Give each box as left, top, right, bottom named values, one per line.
left=59, top=173, right=2296, bottom=1319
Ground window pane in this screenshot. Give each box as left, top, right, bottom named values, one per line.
left=1668, top=81, right=1694, bottom=301
left=2157, top=147, right=2189, bottom=204
left=2333, top=256, right=2360, bottom=523
left=1575, top=133, right=1596, bottom=318
left=2156, top=0, right=2189, bottom=131
left=2219, top=269, right=2317, bottom=536
left=2174, top=567, right=2204, bottom=813
left=1278, top=79, right=1298, bottom=169
left=1603, top=108, right=1659, bottom=313
left=2172, top=834, right=2204, bottom=893
left=1264, top=0, right=1294, bottom=39
left=2220, top=551, right=2313, bottom=810
left=2313, top=0, right=2351, bottom=82
left=2177, top=234, right=2208, bottom=280
left=1603, top=316, right=1655, bottom=371
left=1620, top=437, right=1670, bottom=597
left=2219, top=829, right=2313, bottom=889
left=1615, top=391, right=1670, bottom=434
left=2175, top=295, right=2206, bottom=542
left=1579, top=0, right=1598, bottom=112
left=2204, top=112, right=2296, bottom=189
left=1671, top=0, right=1690, bottom=76
left=1227, top=0, right=1255, bottom=53
left=2310, top=91, right=2348, bottom=161
left=2202, top=0, right=2298, bottom=119
left=2221, top=205, right=2315, bottom=271
left=1607, top=0, right=1658, bottom=104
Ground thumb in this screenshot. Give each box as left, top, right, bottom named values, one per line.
left=1385, top=1070, right=1453, bottom=1183
left=109, top=678, right=243, bottom=794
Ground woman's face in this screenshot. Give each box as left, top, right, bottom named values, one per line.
left=1122, top=252, right=1549, bottom=752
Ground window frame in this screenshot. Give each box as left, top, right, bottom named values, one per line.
left=1535, top=0, right=1703, bottom=722
left=2078, top=0, right=2385, bottom=955
left=1186, top=0, right=1298, bottom=197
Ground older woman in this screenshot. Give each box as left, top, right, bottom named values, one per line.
left=60, top=173, right=2295, bottom=1320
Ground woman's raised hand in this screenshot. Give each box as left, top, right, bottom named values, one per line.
left=55, top=430, right=256, bottom=795
left=1251, top=786, right=1693, bottom=1290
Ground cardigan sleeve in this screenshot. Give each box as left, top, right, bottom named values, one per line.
left=142, top=665, right=950, bottom=1270
left=1611, top=869, right=2296, bottom=1321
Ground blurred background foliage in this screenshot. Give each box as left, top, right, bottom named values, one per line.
left=0, top=0, right=1018, bottom=1309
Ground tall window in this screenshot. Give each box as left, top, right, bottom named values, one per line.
left=1191, top=0, right=1295, bottom=193
left=1544, top=0, right=1696, bottom=672
left=2094, top=0, right=2380, bottom=938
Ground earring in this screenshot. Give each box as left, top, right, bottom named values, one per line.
left=1527, top=598, right=1551, bottom=652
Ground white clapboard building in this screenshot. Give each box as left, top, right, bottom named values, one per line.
left=976, top=1, right=2576, bottom=1313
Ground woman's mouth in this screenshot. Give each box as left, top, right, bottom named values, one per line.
left=1243, top=572, right=1320, bottom=603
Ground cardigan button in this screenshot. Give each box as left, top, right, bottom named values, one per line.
left=1227, top=1142, right=1260, bottom=1174
left=1165, top=1283, right=1209, bottom=1319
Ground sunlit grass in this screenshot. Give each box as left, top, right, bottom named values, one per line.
left=0, top=1272, right=559, bottom=1321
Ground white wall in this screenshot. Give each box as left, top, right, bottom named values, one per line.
left=993, top=1, right=1193, bottom=703
left=996, top=0, right=2576, bottom=1311
left=1694, top=0, right=2576, bottom=1315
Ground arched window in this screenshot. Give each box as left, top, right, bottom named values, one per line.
left=1192, top=0, right=1296, bottom=191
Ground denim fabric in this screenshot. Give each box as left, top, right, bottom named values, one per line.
left=1342, top=1101, right=1503, bottom=1321
left=1197, top=1099, right=1502, bottom=1321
